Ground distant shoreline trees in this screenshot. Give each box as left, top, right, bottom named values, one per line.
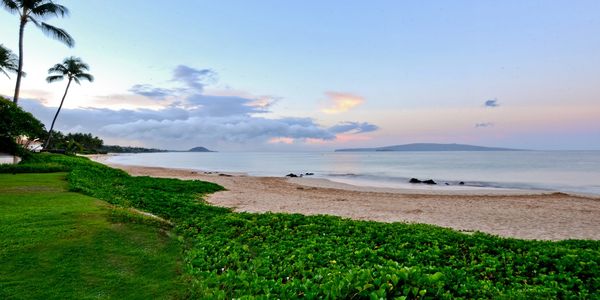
left=44, top=131, right=103, bottom=154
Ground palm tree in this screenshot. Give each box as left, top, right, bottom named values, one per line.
left=44, top=57, right=93, bottom=149
left=2, top=0, right=74, bottom=104
left=0, top=44, right=18, bottom=78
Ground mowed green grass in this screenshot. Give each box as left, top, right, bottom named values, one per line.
left=0, top=173, right=185, bottom=299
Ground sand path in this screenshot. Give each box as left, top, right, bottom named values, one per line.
left=92, top=157, right=600, bottom=241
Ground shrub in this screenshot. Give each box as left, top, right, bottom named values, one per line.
left=0, top=97, right=46, bottom=156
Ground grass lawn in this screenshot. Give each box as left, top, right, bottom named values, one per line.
left=0, top=173, right=185, bottom=299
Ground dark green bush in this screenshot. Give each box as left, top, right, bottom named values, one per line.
left=0, top=162, right=70, bottom=173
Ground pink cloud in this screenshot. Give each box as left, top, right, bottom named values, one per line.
left=268, top=137, right=295, bottom=144
left=321, top=92, right=364, bottom=114
left=335, top=133, right=372, bottom=142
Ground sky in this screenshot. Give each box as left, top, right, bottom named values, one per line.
left=1, top=0, right=599, bottom=151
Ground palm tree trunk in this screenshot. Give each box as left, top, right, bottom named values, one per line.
left=44, top=78, right=72, bottom=149
left=13, top=15, right=27, bottom=104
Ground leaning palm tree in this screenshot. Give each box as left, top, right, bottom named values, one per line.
left=0, top=44, right=18, bottom=78
left=44, top=57, right=93, bottom=149
left=2, top=0, right=74, bottom=104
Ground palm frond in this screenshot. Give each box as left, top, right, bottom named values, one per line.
left=27, top=15, right=41, bottom=26
left=34, top=21, right=75, bottom=47
left=76, top=61, right=90, bottom=71
left=1, top=0, right=20, bottom=14
left=47, top=63, right=67, bottom=74
left=0, top=44, right=19, bottom=75
left=31, top=2, right=69, bottom=18
left=46, top=75, right=64, bottom=83
left=0, top=68, right=10, bottom=79
left=76, top=73, right=94, bottom=82
left=47, top=56, right=94, bottom=86
left=64, top=56, right=78, bottom=67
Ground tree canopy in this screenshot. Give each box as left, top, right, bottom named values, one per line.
left=45, top=131, right=104, bottom=154
left=0, top=96, right=46, bottom=155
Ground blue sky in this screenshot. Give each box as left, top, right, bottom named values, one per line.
left=1, top=0, right=599, bottom=150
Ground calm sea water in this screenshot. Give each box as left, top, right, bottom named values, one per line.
left=107, top=151, right=600, bottom=196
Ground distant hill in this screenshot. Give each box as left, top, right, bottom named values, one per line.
left=335, top=143, right=522, bottom=152
left=188, top=146, right=214, bottom=152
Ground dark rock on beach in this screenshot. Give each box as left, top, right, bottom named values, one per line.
left=409, top=178, right=422, bottom=183
left=410, top=178, right=437, bottom=184
left=286, top=173, right=299, bottom=178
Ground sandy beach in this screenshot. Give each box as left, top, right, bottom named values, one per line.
left=88, top=155, right=600, bottom=241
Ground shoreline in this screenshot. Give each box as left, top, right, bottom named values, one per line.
left=90, top=153, right=573, bottom=196
left=86, top=154, right=600, bottom=241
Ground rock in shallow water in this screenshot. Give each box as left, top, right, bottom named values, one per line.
left=409, top=178, right=422, bottom=183
left=409, top=178, right=437, bottom=184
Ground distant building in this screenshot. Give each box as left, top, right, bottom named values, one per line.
left=16, top=136, right=43, bottom=152
left=0, top=136, right=42, bottom=164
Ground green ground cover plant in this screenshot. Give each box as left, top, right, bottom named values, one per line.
left=0, top=173, right=186, bottom=299
left=2, top=153, right=599, bottom=299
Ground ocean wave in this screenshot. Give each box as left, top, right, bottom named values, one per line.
left=322, top=172, right=595, bottom=194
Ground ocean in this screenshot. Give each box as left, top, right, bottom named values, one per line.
left=106, top=151, right=600, bottom=196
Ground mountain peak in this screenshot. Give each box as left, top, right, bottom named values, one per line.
left=188, top=146, right=214, bottom=152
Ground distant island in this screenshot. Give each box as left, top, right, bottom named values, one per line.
left=187, top=146, right=214, bottom=152
left=335, top=143, right=522, bottom=152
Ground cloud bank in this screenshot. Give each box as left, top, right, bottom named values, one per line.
left=21, top=65, right=378, bottom=150
left=128, top=84, right=174, bottom=100
left=329, top=122, right=379, bottom=134
left=172, top=65, right=216, bottom=92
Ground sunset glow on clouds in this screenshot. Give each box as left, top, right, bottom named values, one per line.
left=321, top=92, right=364, bottom=114
left=1, top=1, right=599, bottom=150
left=15, top=64, right=379, bottom=150
left=268, top=137, right=295, bottom=144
